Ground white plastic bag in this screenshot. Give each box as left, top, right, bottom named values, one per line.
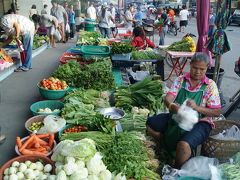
left=54, top=29, right=62, bottom=42
left=66, top=24, right=70, bottom=33
left=173, top=100, right=198, bottom=131
left=38, top=115, right=66, bottom=134
left=211, top=125, right=240, bottom=140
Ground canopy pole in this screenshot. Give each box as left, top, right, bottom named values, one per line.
left=213, top=55, right=222, bottom=83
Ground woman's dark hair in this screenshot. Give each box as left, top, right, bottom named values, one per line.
left=44, top=4, right=48, bottom=8
left=133, top=27, right=146, bottom=39
left=7, top=9, right=14, bottom=14
left=32, top=14, right=41, bottom=24
left=182, top=5, right=186, bottom=9
left=101, top=6, right=106, bottom=18
left=32, top=4, right=36, bottom=9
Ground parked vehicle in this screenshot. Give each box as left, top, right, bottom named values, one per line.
left=229, top=9, right=240, bottom=25
left=167, top=21, right=178, bottom=36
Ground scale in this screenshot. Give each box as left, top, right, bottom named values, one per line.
left=99, top=107, right=125, bottom=132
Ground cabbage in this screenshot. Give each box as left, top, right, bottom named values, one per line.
left=88, top=175, right=99, bottom=180
left=52, top=140, right=74, bottom=162
left=69, top=168, right=88, bottom=180
left=86, top=152, right=106, bottom=175
left=113, top=173, right=127, bottom=180
left=56, top=170, right=67, bottom=180
left=99, top=170, right=112, bottom=180
left=61, top=139, right=96, bottom=161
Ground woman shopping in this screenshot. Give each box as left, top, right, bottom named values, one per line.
left=98, top=5, right=114, bottom=38
left=131, top=26, right=155, bottom=50
left=146, top=52, right=221, bottom=168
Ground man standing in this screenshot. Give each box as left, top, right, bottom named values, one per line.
left=179, top=5, right=189, bottom=33
left=134, top=6, right=143, bottom=27
left=208, top=8, right=216, bottom=38
left=51, top=0, right=68, bottom=43
left=125, top=4, right=138, bottom=32
left=87, top=2, right=96, bottom=21
left=63, top=1, right=72, bottom=42
left=155, top=9, right=168, bottom=45
left=0, top=14, right=35, bottom=72
left=41, top=4, right=48, bottom=15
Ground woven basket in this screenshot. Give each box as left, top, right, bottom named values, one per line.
left=202, top=120, right=240, bottom=162
left=0, top=155, right=55, bottom=179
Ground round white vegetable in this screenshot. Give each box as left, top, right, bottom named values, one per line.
left=3, top=175, right=9, bottom=180
left=25, top=169, right=34, bottom=179
left=47, top=175, right=56, bottom=180
left=65, top=157, right=75, bottom=164
left=11, top=161, right=20, bottom=168
left=29, top=162, right=37, bottom=170
left=55, top=162, right=63, bottom=167
left=19, top=163, right=27, bottom=172
left=35, top=161, right=44, bottom=171
left=24, top=160, right=32, bottom=167
left=38, top=174, right=47, bottom=180
left=9, top=174, right=18, bottom=180
left=33, top=170, right=40, bottom=177
left=16, top=172, right=24, bottom=179
left=9, top=167, right=17, bottom=175
left=4, top=168, right=9, bottom=175
left=44, top=164, right=52, bottom=173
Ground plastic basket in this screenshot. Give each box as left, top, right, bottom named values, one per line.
left=202, top=120, right=240, bottom=162
left=81, top=45, right=110, bottom=55
left=177, top=176, right=207, bottom=180
left=0, top=155, right=55, bottom=179
left=66, top=46, right=82, bottom=54
left=58, top=124, right=76, bottom=139
left=112, top=68, right=123, bottom=87
left=37, top=83, right=69, bottom=100
left=111, top=60, right=135, bottom=68
left=111, top=53, right=132, bottom=61
left=30, top=100, right=64, bottom=116
left=15, top=136, right=57, bottom=156
left=25, top=115, right=47, bottom=134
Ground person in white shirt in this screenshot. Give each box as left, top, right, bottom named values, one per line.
left=0, top=14, right=35, bottom=72
left=125, top=4, right=139, bottom=32
left=179, top=5, right=189, bottom=33
left=87, top=2, right=97, bottom=21
left=98, top=5, right=114, bottom=38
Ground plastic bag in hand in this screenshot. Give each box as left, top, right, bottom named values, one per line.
left=38, top=115, right=66, bottom=134
left=173, top=99, right=198, bottom=131
left=54, top=29, right=62, bottom=42
left=66, top=24, right=70, bottom=33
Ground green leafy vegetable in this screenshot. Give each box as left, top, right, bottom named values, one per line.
left=111, top=42, right=134, bottom=54
left=132, top=48, right=163, bottom=61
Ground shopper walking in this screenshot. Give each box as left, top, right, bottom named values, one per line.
left=87, top=2, right=97, bottom=21
left=41, top=4, right=48, bottom=15
left=50, top=0, right=68, bottom=43
left=208, top=7, right=216, bottom=38
left=179, top=5, right=189, bottom=33
left=29, top=4, right=38, bottom=20
left=63, top=1, right=71, bottom=42
left=125, top=4, right=138, bottom=32
left=69, top=5, right=76, bottom=39
left=32, top=14, right=58, bottom=48
left=155, top=9, right=168, bottom=45
left=98, top=5, right=114, bottom=38
left=134, top=6, right=143, bottom=27
left=0, top=14, right=35, bottom=72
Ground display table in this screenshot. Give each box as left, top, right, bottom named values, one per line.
left=164, top=51, right=195, bottom=81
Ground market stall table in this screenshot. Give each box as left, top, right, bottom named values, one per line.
left=164, top=51, right=195, bottom=81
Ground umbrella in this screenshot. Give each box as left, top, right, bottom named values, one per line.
left=196, top=0, right=212, bottom=65
left=206, top=0, right=231, bottom=82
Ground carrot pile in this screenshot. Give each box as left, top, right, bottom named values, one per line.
left=16, top=134, right=54, bottom=156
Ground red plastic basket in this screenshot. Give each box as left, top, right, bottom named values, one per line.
left=59, top=56, right=90, bottom=65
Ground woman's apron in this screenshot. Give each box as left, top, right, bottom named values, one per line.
left=163, top=80, right=207, bottom=157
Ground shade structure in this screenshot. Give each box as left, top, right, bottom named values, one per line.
left=196, top=0, right=212, bottom=64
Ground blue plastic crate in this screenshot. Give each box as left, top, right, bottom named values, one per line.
left=66, top=46, right=82, bottom=54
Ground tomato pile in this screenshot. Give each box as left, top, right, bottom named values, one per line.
left=39, top=77, right=68, bottom=90
left=63, top=125, right=88, bottom=133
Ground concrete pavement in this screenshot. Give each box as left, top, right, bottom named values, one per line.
left=0, top=39, right=76, bottom=166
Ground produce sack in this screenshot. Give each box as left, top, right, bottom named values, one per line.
left=173, top=100, right=198, bottom=131
left=54, top=29, right=62, bottom=42
left=66, top=23, right=70, bottom=33
left=38, top=115, right=66, bottom=134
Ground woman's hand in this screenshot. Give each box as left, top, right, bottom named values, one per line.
left=186, top=100, right=198, bottom=110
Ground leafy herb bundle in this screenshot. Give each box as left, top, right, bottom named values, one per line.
left=132, top=49, right=163, bottom=61
left=52, top=59, right=115, bottom=90
left=111, top=42, right=135, bottom=54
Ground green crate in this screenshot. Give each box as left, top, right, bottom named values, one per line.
left=81, top=45, right=110, bottom=55
left=112, top=68, right=122, bottom=87
left=37, top=83, right=70, bottom=100
left=177, top=176, right=208, bottom=180
left=30, top=100, right=64, bottom=116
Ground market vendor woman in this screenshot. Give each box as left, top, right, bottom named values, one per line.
left=0, top=14, right=35, bottom=72
left=146, top=52, right=221, bottom=168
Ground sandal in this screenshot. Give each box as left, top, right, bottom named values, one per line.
left=14, top=68, right=24, bottom=72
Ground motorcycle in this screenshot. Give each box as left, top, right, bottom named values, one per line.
left=167, top=20, right=178, bottom=36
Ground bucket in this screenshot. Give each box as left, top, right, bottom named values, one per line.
left=206, top=67, right=225, bottom=88
left=84, top=23, right=95, bottom=32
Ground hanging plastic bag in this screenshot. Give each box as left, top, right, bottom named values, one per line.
left=66, top=23, right=70, bottom=33
left=16, top=39, right=26, bottom=64
left=211, top=125, right=240, bottom=140
left=54, top=29, right=62, bottom=42
left=38, top=115, right=66, bottom=134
